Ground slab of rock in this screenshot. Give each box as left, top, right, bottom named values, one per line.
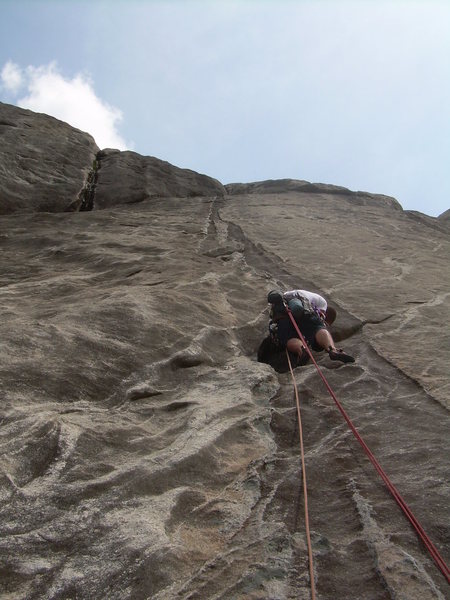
left=0, top=104, right=449, bottom=600
left=0, top=102, right=225, bottom=215
left=437, top=208, right=450, bottom=227
left=225, top=178, right=403, bottom=211
left=0, top=102, right=99, bottom=214
left=93, top=149, right=226, bottom=210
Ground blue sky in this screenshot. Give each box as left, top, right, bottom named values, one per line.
left=1, top=0, right=449, bottom=217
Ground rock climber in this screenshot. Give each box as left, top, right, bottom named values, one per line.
left=267, top=289, right=355, bottom=365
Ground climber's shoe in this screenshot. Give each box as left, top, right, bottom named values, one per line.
left=328, top=347, right=355, bottom=363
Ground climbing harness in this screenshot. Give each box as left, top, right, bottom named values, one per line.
left=286, top=349, right=316, bottom=600
left=284, top=304, right=450, bottom=585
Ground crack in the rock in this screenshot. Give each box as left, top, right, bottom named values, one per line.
left=77, top=153, right=101, bottom=212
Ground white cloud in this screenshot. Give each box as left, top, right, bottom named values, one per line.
left=2, top=61, right=130, bottom=150
left=1, top=60, right=24, bottom=93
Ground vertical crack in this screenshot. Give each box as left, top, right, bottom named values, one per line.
left=77, top=154, right=101, bottom=212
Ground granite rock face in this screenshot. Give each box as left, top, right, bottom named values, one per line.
left=0, top=102, right=225, bottom=215
left=93, top=149, right=226, bottom=210
left=0, top=102, right=99, bottom=214
left=225, top=179, right=403, bottom=211
left=437, top=207, right=450, bottom=225
left=0, top=103, right=449, bottom=600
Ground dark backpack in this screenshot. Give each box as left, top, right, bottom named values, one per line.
left=267, top=290, right=314, bottom=323
left=267, top=290, right=315, bottom=347
left=286, top=296, right=315, bottom=323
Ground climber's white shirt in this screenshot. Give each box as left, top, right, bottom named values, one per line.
left=283, top=289, right=327, bottom=312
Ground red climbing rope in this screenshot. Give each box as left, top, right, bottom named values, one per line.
left=285, top=308, right=450, bottom=585
left=286, top=349, right=316, bottom=600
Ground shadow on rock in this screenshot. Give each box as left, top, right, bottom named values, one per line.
left=256, top=335, right=300, bottom=373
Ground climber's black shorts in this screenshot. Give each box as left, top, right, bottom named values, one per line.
left=277, top=314, right=326, bottom=351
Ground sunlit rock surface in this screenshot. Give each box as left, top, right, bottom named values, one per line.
left=0, top=103, right=99, bottom=214
left=93, top=148, right=225, bottom=210
left=0, top=102, right=449, bottom=600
